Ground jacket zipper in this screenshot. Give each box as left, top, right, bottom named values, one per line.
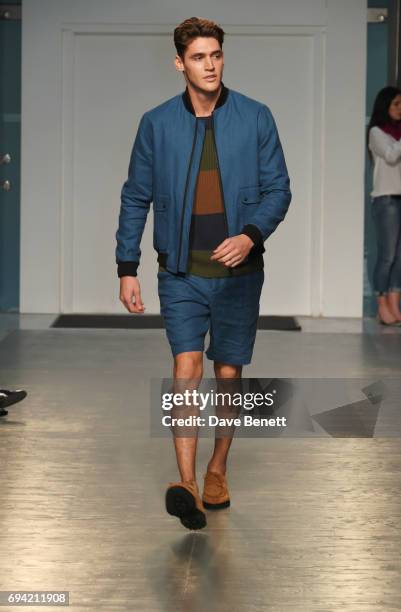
left=211, top=112, right=233, bottom=276
left=176, top=120, right=198, bottom=273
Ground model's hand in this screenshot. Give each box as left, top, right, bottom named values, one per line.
left=119, top=276, right=145, bottom=313
left=210, top=234, right=254, bottom=267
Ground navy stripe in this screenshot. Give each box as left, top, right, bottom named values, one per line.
left=188, top=213, right=227, bottom=250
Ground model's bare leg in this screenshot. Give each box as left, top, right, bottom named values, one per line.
left=377, top=294, right=397, bottom=323
left=165, top=351, right=207, bottom=530
left=387, top=291, right=401, bottom=320
left=206, top=361, right=242, bottom=475
left=171, top=351, right=203, bottom=482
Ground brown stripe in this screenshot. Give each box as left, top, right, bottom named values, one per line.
left=192, top=169, right=224, bottom=215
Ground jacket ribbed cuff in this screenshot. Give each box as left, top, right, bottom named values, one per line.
left=117, top=261, right=139, bottom=278
left=241, top=224, right=263, bottom=246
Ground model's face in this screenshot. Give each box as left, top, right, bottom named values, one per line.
left=388, top=95, right=401, bottom=121
left=175, top=36, right=224, bottom=93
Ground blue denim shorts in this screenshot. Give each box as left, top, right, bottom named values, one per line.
left=157, top=269, right=264, bottom=365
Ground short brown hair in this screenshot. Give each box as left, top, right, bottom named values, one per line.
left=174, top=17, right=225, bottom=59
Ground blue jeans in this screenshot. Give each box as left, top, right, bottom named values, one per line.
left=371, top=195, right=401, bottom=295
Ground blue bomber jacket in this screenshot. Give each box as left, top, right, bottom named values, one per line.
left=115, top=82, right=292, bottom=277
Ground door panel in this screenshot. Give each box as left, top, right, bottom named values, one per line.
left=0, top=2, right=21, bottom=312
left=70, top=32, right=314, bottom=314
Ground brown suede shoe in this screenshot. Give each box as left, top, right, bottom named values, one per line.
left=165, top=480, right=207, bottom=530
left=202, top=471, right=230, bottom=510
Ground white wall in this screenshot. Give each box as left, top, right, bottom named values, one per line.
left=20, top=0, right=366, bottom=316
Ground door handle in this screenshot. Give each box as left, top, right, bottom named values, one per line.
left=1, top=180, right=11, bottom=191
left=0, top=153, right=11, bottom=165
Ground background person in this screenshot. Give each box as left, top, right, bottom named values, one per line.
left=367, top=86, right=401, bottom=325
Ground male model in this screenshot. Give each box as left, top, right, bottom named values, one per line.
left=115, top=17, right=291, bottom=530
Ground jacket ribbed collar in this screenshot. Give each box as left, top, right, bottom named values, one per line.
left=182, top=81, right=229, bottom=115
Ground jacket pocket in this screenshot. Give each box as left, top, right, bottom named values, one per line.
left=238, top=185, right=262, bottom=227
left=239, top=185, right=262, bottom=205
left=153, top=194, right=169, bottom=251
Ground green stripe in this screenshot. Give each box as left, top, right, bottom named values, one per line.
left=159, top=251, right=264, bottom=278
left=199, top=127, right=218, bottom=171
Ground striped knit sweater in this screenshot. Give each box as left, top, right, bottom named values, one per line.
left=160, top=114, right=264, bottom=277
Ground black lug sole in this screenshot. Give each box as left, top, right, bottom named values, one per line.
left=165, top=486, right=207, bottom=530
left=203, top=499, right=230, bottom=510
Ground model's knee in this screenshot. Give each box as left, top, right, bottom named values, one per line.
left=214, top=362, right=242, bottom=379
left=174, top=351, right=203, bottom=379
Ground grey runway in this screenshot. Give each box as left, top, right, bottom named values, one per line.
left=0, top=316, right=400, bottom=611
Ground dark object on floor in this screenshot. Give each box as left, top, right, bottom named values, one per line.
left=258, top=316, right=301, bottom=331
left=51, top=314, right=301, bottom=331
left=0, top=389, right=28, bottom=411
left=0, top=408, right=8, bottom=417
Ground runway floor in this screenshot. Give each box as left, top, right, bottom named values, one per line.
left=0, top=314, right=400, bottom=611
